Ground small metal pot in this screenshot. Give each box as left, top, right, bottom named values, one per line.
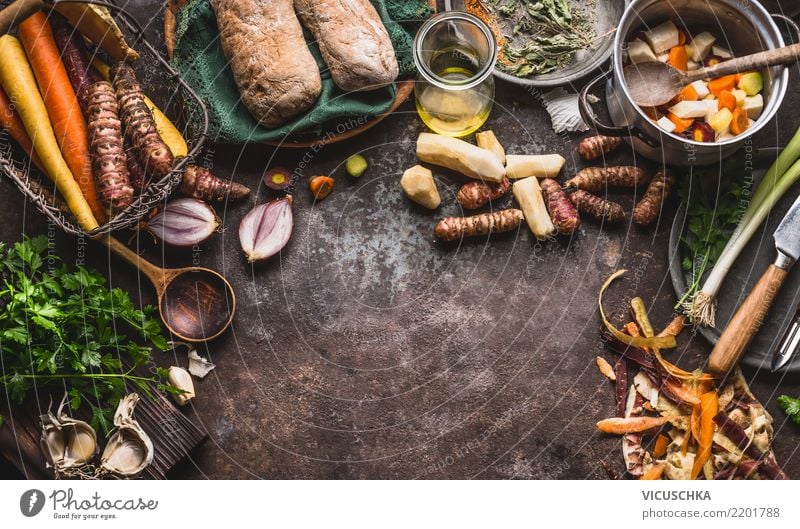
left=579, top=0, right=794, bottom=166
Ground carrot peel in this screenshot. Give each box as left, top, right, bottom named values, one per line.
left=691, top=391, right=718, bottom=479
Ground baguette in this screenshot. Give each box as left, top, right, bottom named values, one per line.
left=212, top=0, right=321, bottom=127
left=294, top=0, right=399, bottom=92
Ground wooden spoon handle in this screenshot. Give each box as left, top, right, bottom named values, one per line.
left=0, top=0, right=45, bottom=34
left=100, top=235, right=173, bottom=293
left=707, top=264, right=788, bottom=375
left=687, top=43, right=800, bottom=82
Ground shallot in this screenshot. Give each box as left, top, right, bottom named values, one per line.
left=142, top=198, right=219, bottom=247
left=239, top=196, right=294, bottom=263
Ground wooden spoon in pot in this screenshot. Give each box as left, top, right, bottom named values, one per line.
left=624, top=43, right=800, bottom=107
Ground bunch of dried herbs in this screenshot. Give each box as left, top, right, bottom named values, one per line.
left=484, top=0, right=596, bottom=76
left=0, top=236, right=171, bottom=432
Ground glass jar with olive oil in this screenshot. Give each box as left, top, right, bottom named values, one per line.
left=413, top=12, right=497, bottom=138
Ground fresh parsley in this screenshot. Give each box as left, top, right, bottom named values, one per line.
left=0, top=236, right=170, bottom=432
left=778, top=395, right=800, bottom=425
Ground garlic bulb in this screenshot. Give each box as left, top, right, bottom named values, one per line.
left=98, top=394, right=154, bottom=479
left=168, top=366, right=196, bottom=406
left=39, top=394, right=98, bottom=478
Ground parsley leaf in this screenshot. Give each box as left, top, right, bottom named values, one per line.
left=778, top=395, right=800, bottom=425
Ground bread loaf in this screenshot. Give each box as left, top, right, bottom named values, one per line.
left=212, top=0, right=321, bottom=128
left=294, top=0, right=399, bottom=92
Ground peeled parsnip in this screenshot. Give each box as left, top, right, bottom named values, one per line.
left=475, top=130, right=506, bottom=164
left=505, top=154, right=566, bottom=179
left=416, top=133, right=505, bottom=183
left=512, top=177, right=555, bottom=240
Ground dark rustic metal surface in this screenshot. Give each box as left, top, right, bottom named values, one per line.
left=2, top=1, right=800, bottom=479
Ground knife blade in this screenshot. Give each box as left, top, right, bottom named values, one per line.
left=708, top=193, right=800, bottom=375
left=773, top=304, right=800, bottom=372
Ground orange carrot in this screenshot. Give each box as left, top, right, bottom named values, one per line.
left=730, top=107, right=750, bottom=135
left=691, top=391, right=718, bottom=479
left=653, top=434, right=669, bottom=458
left=0, top=85, right=43, bottom=171
left=718, top=90, right=736, bottom=112
left=667, top=46, right=688, bottom=71
left=18, top=13, right=106, bottom=223
left=708, top=75, right=738, bottom=96
left=597, top=416, right=672, bottom=434
left=667, top=112, right=694, bottom=134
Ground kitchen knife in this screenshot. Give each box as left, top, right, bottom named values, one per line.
left=708, top=193, right=800, bottom=375
left=772, top=304, right=800, bottom=372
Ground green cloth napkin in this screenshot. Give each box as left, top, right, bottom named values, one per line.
left=172, top=0, right=432, bottom=144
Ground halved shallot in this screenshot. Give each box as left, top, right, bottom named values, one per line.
left=142, top=198, right=219, bottom=247
left=239, top=196, right=293, bottom=263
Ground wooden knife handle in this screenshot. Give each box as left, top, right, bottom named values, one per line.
left=708, top=264, right=788, bottom=375
left=0, top=0, right=45, bottom=34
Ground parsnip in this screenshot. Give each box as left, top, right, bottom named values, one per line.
left=512, top=177, right=555, bottom=240
left=401, top=165, right=440, bottom=209
left=475, top=130, right=506, bottom=164
left=55, top=3, right=138, bottom=62
left=416, top=133, right=504, bottom=183
left=505, top=154, right=566, bottom=179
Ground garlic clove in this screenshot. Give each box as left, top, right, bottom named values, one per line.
left=39, top=394, right=98, bottom=477
left=99, top=394, right=154, bottom=479
left=168, top=366, right=195, bottom=406
left=64, top=425, right=98, bottom=465
left=143, top=198, right=220, bottom=247
left=187, top=349, right=216, bottom=378
left=239, top=196, right=293, bottom=263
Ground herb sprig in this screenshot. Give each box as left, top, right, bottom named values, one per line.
left=778, top=395, right=800, bottom=425
left=0, top=236, right=170, bottom=431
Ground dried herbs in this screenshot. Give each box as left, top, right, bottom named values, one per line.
left=484, top=0, right=596, bottom=76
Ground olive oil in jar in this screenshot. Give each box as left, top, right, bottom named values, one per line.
left=413, top=14, right=497, bottom=138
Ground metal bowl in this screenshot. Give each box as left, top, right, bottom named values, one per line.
left=445, top=0, right=626, bottom=87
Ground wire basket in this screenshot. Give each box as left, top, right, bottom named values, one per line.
left=0, top=0, right=208, bottom=236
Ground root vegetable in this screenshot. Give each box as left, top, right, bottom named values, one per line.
left=54, top=3, right=138, bottom=62
left=86, top=81, right=133, bottom=214
left=597, top=416, right=671, bottom=434
left=570, top=190, right=626, bottom=224
left=540, top=178, right=580, bottom=235
left=0, top=86, right=43, bottom=171
left=456, top=178, right=510, bottom=210
left=125, top=136, right=146, bottom=193
left=434, top=209, right=523, bottom=242
left=579, top=135, right=622, bottom=160
left=475, top=130, right=506, bottom=164
left=264, top=167, right=292, bottom=191
left=19, top=13, right=106, bottom=224
left=50, top=13, right=103, bottom=112
left=309, top=175, right=335, bottom=200
left=505, top=154, right=566, bottom=179
left=512, top=177, right=555, bottom=240
left=346, top=154, right=368, bottom=178
left=633, top=166, right=676, bottom=226
left=239, top=197, right=294, bottom=263
left=641, top=464, right=665, bottom=480
left=110, top=62, right=174, bottom=180
left=565, top=166, right=647, bottom=192
left=596, top=356, right=616, bottom=381
left=416, top=133, right=504, bottom=183
left=180, top=165, right=251, bottom=202
left=0, top=35, right=98, bottom=231
left=401, top=165, right=440, bottom=209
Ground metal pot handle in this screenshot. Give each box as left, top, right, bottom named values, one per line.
left=772, top=13, right=800, bottom=43
left=578, top=70, right=660, bottom=148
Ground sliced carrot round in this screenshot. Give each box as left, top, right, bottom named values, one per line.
left=730, top=107, right=750, bottom=135
left=717, top=90, right=736, bottom=112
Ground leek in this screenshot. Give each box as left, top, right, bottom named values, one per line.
left=686, top=127, right=800, bottom=326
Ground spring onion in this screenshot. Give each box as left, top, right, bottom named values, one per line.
left=685, top=126, right=800, bottom=326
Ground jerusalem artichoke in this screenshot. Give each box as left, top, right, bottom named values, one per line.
left=570, top=190, right=626, bottom=224
left=512, top=177, right=555, bottom=240
left=565, top=166, right=647, bottom=192
left=434, top=209, right=523, bottom=242
left=505, top=154, right=566, bottom=179
left=111, top=62, right=174, bottom=181
left=633, top=166, right=676, bottom=226
left=475, top=130, right=506, bottom=164
left=456, top=178, right=510, bottom=210
left=416, top=133, right=505, bottom=183
left=86, top=81, right=133, bottom=214
left=401, top=165, right=440, bottom=209
left=181, top=165, right=251, bottom=203
left=540, top=178, right=580, bottom=235
left=579, top=135, right=622, bottom=160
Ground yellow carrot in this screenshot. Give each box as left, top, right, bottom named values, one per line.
left=0, top=35, right=98, bottom=231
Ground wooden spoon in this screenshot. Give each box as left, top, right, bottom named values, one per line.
left=624, top=43, right=800, bottom=107
left=102, top=236, right=235, bottom=343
